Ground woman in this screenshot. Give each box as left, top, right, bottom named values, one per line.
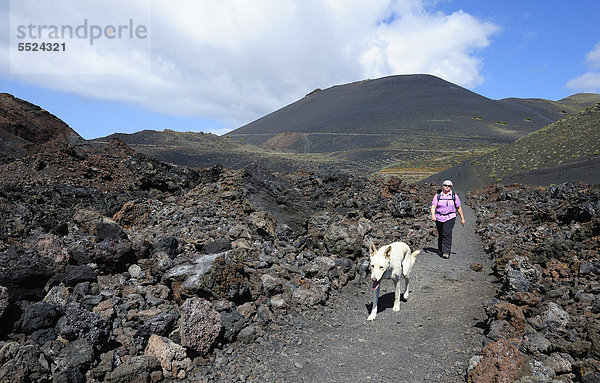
left=431, top=180, right=465, bottom=258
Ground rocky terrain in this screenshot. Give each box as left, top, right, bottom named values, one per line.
left=0, top=129, right=440, bottom=382
left=1, top=92, right=599, bottom=382
left=467, top=183, right=600, bottom=382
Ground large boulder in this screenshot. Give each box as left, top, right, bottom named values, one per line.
left=324, top=218, right=363, bottom=259
left=0, top=344, right=50, bottom=382
left=179, top=298, right=221, bottom=356
left=105, top=355, right=162, bottom=383
left=56, top=302, right=111, bottom=351
left=16, top=301, right=62, bottom=334
left=52, top=338, right=95, bottom=383
left=0, top=246, right=54, bottom=302
left=163, top=252, right=224, bottom=301
left=242, top=164, right=312, bottom=236
left=144, top=334, right=192, bottom=379
left=92, top=238, right=137, bottom=274
left=166, top=250, right=252, bottom=303
left=467, top=339, right=526, bottom=383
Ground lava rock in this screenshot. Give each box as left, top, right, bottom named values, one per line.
left=56, top=302, right=111, bottom=352
left=200, top=238, right=232, bottom=254
left=217, top=305, right=247, bottom=343
left=135, top=312, right=178, bottom=341
left=92, top=238, right=137, bottom=274
left=153, top=236, right=179, bottom=258
left=16, top=301, right=62, bottom=334
left=0, top=344, right=49, bottom=382
left=324, top=218, right=363, bottom=259
left=53, top=338, right=95, bottom=383
left=242, top=164, right=312, bottom=236
left=179, top=297, right=222, bottom=356
left=64, top=264, right=97, bottom=286
left=0, top=246, right=54, bottom=302
left=144, top=334, right=192, bottom=379
left=105, top=355, right=162, bottom=383
left=466, top=339, right=525, bottom=383
left=0, top=286, right=8, bottom=319
left=95, top=220, right=129, bottom=242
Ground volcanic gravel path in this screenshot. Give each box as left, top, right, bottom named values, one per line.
left=203, top=204, right=497, bottom=382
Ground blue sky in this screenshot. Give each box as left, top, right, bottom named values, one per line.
left=1, top=0, right=599, bottom=139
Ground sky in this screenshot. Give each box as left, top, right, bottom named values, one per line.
left=1, top=0, right=599, bottom=140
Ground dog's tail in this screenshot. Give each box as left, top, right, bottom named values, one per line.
left=411, top=250, right=420, bottom=258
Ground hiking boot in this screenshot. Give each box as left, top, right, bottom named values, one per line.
left=442, top=253, right=450, bottom=259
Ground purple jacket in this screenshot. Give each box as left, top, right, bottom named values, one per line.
left=432, top=191, right=461, bottom=222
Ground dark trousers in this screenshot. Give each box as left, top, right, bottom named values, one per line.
left=436, top=218, right=456, bottom=255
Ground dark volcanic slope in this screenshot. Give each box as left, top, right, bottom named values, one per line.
left=93, top=129, right=241, bottom=167
left=498, top=93, right=600, bottom=119
left=0, top=94, right=200, bottom=194
left=556, top=92, right=600, bottom=111
left=0, top=93, right=86, bottom=162
left=423, top=104, right=600, bottom=189
left=227, top=74, right=567, bottom=153
left=92, top=129, right=362, bottom=174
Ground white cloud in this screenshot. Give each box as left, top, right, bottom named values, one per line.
left=585, top=42, right=600, bottom=70
left=3, top=0, right=500, bottom=132
left=567, top=41, right=600, bottom=93
left=566, top=72, right=600, bottom=93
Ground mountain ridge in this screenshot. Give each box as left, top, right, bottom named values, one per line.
left=227, top=74, right=572, bottom=151
left=92, top=75, right=600, bottom=179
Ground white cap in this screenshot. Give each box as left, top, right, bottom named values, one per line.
left=442, top=180, right=453, bottom=186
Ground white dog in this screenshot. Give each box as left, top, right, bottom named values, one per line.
left=367, top=242, right=420, bottom=321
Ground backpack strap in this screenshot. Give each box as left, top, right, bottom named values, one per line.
left=437, top=191, right=458, bottom=211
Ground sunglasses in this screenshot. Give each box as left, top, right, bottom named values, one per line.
left=443, top=184, right=452, bottom=187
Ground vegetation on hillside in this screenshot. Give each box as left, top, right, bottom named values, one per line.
left=472, top=104, right=600, bottom=183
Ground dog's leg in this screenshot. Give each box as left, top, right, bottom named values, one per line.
left=401, top=249, right=418, bottom=301
left=367, top=285, right=380, bottom=321
left=393, top=278, right=402, bottom=311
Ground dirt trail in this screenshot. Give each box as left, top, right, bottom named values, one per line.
left=210, top=204, right=497, bottom=382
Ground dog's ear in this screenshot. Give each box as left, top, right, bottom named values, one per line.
left=384, top=245, right=392, bottom=259
left=369, top=243, right=377, bottom=257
